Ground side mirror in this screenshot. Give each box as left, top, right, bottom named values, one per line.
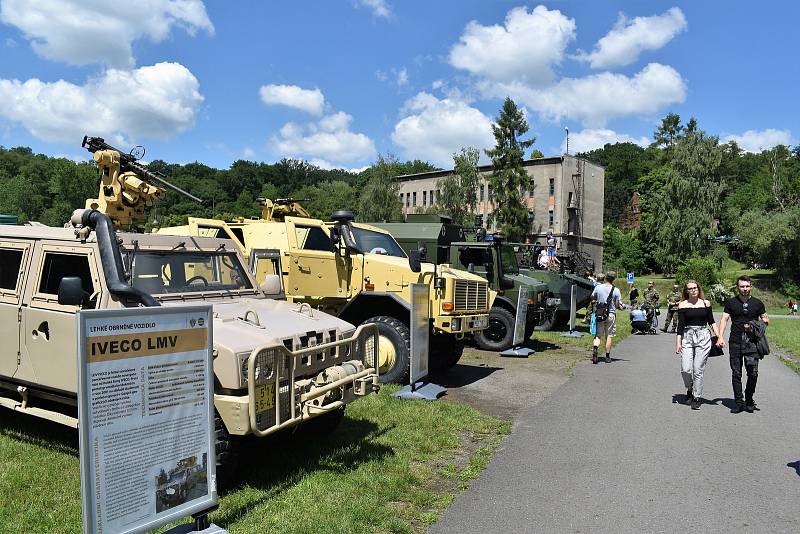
left=467, top=263, right=475, bottom=273
left=329, top=226, right=341, bottom=253
left=58, top=277, right=89, bottom=306
left=408, top=250, right=422, bottom=273
left=418, top=246, right=427, bottom=261
left=500, top=275, right=515, bottom=290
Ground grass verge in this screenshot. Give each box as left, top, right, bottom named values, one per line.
left=0, top=387, right=508, bottom=533
left=769, top=319, right=800, bottom=374
left=536, top=309, right=633, bottom=350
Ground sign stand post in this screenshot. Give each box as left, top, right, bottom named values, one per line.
left=561, top=284, right=584, bottom=338
left=500, top=286, right=535, bottom=357
left=394, top=284, right=446, bottom=400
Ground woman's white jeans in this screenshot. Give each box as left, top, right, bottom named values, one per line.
left=680, top=326, right=712, bottom=398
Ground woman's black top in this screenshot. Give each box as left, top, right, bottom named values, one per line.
left=676, top=305, right=715, bottom=336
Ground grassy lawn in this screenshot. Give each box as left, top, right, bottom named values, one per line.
left=0, top=387, right=509, bottom=533
left=769, top=318, right=800, bottom=374
left=536, top=309, right=633, bottom=350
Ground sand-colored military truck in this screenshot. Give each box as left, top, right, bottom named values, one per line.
left=0, top=209, right=378, bottom=487
left=159, top=203, right=493, bottom=383
left=372, top=216, right=559, bottom=350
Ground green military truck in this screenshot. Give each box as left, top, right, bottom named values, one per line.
left=372, top=215, right=559, bottom=351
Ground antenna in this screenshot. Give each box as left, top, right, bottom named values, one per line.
left=564, top=127, right=569, bottom=156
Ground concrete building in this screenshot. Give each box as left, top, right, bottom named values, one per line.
left=396, top=155, right=605, bottom=271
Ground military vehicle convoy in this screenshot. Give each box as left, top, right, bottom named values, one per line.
left=158, top=201, right=493, bottom=383
left=0, top=138, right=380, bottom=487
left=373, top=215, right=560, bottom=350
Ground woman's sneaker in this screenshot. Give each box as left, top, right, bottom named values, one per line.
left=691, top=398, right=701, bottom=410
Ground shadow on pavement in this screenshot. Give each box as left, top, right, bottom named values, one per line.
left=435, top=364, right=502, bottom=388
left=786, top=461, right=800, bottom=476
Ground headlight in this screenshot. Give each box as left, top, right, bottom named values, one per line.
left=239, top=350, right=273, bottom=383
left=451, top=318, right=461, bottom=331
left=339, top=329, right=356, bottom=340
left=547, top=297, right=561, bottom=307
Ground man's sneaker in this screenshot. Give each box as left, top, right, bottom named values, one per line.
left=591, top=346, right=598, bottom=364
left=660, top=328, right=667, bottom=333
left=605, top=354, right=611, bottom=363
left=691, top=398, right=701, bottom=410
left=745, top=403, right=755, bottom=413
left=731, top=403, right=745, bottom=414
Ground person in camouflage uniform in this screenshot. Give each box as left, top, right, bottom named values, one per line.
left=662, top=283, right=682, bottom=333
left=643, top=280, right=661, bottom=330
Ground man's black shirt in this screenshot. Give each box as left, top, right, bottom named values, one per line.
left=723, top=296, right=766, bottom=344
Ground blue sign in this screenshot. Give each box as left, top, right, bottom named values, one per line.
left=627, top=272, right=634, bottom=284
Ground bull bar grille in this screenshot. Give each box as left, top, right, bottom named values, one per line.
left=454, top=280, right=488, bottom=311
left=248, top=324, right=379, bottom=435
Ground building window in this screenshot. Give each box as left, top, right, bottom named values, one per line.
left=423, top=191, right=427, bottom=206
left=488, top=185, right=493, bottom=201
left=430, top=190, right=434, bottom=205
left=406, top=193, right=410, bottom=207
left=549, top=178, right=555, bottom=195
left=568, top=192, right=574, bottom=207
left=399, top=193, right=404, bottom=206
left=436, top=189, right=440, bottom=204
left=548, top=210, right=554, bottom=226
left=480, top=184, right=484, bottom=201
left=412, top=192, right=417, bottom=207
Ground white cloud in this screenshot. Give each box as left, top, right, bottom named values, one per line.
left=259, top=84, right=325, bottom=116
left=0, top=0, right=214, bottom=68
left=4, top=37, right=16, bottom=47
left=355, top=0, right=391, bottom=18
left=272, top=112, right=376, bottom=165
left=391, top=92, right=494, bottom=167
left=307, top=158, right=367, bottom=173
left=484, top=63, right=686, bottom=128
left=577, top=7, right=687, bottom=69
left=241, top=147, right=256, bottom=159
left=396, top=67, right=409, bottom=86
left=722, top=129, right=794, bottom=153
left=449, top=5, right=576, bottom=86
left=0, top=62, right=203, bottom=143
left=565, top=128, right=649, bottom=153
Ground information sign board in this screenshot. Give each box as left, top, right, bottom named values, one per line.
left=409, top=283, right=430, bottom=384
left=78, top=306, right=216, bottom=534
left=513, top=286, right=529, bottom=346
left=627, top=272, right=634, bottom=284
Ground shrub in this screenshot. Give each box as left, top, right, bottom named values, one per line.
left=675, top=257, right=720, bottom=289
left=707, top=281, right=735, bottom=304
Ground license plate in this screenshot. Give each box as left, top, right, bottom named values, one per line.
left=255, top=383, right=275, bottom=413
left=473, top=317, right=488, bottom=329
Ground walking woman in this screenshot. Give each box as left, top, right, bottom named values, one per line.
left=675, top=280, right=720, bottom=410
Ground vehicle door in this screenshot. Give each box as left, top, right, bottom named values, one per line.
left=187, top=217, right=247, bottom=251
left=21, top=244, right=102, bottom=394
left=284, top=217, right=350, bottom=299
left=0, top=240, right=32, bottom=380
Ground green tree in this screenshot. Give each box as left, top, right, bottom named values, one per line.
left=357, top=154, right=403, bottom=222
left=732, top=206, right=800, bottom=282
left=484, top=97, right=535, bottom=240
left=651, top=112, right=683, bottom=154
left=438, top=147, right=480, bottom=226
left=290, top=180, right=357, bottom=219
left=643, top=128, right=725, bottom=273
left=602, top=225, right=647, bottom=274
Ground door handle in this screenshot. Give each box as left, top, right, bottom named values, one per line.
left=32, top=321, right=50, bottom=341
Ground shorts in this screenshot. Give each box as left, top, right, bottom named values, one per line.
left=547, top=248, right=556, bottom=257
left=596, top=312, right=617, bottom=338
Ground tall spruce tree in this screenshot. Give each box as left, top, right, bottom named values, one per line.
left=357, top=154, right=403, bottom=221
left=438, top=147, right=480, bottom=226
left=484, top=97, right=535, bottom=240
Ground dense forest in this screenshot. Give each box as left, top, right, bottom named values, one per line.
left=1, top=111, right=798, bottom=292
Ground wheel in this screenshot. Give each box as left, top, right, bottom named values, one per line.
left=429, top=335, right=464, bottom=372
left=474, top=307, right=515, bottom=351
left=364, top=316, right=410, bottom=384
left=214, top=410, right=240, bottom=491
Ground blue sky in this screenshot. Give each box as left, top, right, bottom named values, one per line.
left=0, top=1, right=797, bottom=171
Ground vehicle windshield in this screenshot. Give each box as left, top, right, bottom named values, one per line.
left=351, top=227, right=407, bottom=258
left=500, top=245, right=519, bottom=275
left=126, top=251, right=253, bottom=295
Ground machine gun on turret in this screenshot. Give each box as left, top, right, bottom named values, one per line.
left=255, top=196, right=310, bottom=221
left=82, top=136, right=203, bottom=229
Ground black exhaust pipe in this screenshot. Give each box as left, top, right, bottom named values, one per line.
left=72, top=209, right=159, bottom=307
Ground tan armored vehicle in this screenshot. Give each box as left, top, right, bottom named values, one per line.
left=159, top=199, right=493, bottom=383
left=0, top=138, right=379, bottom=487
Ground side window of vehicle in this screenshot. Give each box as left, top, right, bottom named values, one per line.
left=0, top=248, right=24, bottom=291
left=197, top=226, right=221, bottom=238
left=295, top=226, right=334, bottom=252
left=38, top=253, right=94, bottom=295
left=229, top=227, right=245, bottom=245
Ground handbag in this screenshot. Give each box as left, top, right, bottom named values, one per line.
left=709, top=334, right=724, bottom=357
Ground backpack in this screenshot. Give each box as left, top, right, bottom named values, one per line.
left=594, top=288, right=615, bottom=322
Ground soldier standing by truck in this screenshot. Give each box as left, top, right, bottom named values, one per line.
left=662, top=283, right=681, bottom=333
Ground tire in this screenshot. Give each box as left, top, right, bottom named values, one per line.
left=474, top=307, right=515, bottom=351
left=364, top=316, right=410, bottom=384
left=214, top=410, right=240, bottom=491
left=534, top=309, right=558, bottom=332
left=430, top=335, right=464, bottom=372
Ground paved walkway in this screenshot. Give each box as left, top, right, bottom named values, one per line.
left=430, top=322, right=800, bottom=534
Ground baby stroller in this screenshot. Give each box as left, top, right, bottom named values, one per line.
left=631, top=304, right=658, bottom=335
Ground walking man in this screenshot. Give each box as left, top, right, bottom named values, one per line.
left=590, top=271, right=626, bottom=364
left=717, top=275, right=769, bottom=413
left=662, top=283, right=681, bottom=332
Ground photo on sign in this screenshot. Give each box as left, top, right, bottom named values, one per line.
left=155, top=453, right=208, bottom=513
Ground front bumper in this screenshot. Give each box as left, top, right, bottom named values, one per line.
left=433, top=313, right=490, bottom=334
left=216, top=324, right=379, bottom=437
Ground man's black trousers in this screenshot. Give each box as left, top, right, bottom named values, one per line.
left=729, top=344, right=759, bottom=405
